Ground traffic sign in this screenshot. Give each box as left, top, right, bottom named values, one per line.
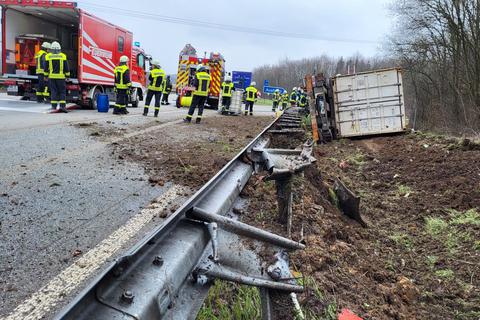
left=263, top=80, right=269, bottom=87
left=263, top=86, right=286, bottom=94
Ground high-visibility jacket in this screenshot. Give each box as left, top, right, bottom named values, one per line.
left=273, top=92, right=280, bottom=102
left=148, top=68, right=166, bottom=91
left=193, top=71, right=211, bottom=97
left=114, top=64, right=131, bottom=89
left=162, top=80, right=172, bottom=94
left=221, top=81, right=234, bottom=97
left=282, top=93, right=289, bottom=103
left=45, top=52, right=70, bottom=79
left=298, top=94, right=307, bottom=107
left=35, top=49, right=47, bottom=75
left=245, top=86, right=258, bottom=102
left=290, top=92, right=297, bottom=103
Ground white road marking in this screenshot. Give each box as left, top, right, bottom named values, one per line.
left=4, top=185, right=186, bottom=320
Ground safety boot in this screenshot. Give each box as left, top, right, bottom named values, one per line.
left=154, top=110, right=159, bottom=117
left=113, top=107, right=121, bottom=115
left=60, top=107, right=68, bottom=113
left=195, top=117, right=201, bottom=124
left=143, top=107, right=149, bottom=116
left=183, top=117, right=191, bottom=123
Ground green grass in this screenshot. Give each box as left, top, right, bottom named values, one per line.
left=435, top=269, right=455, bottom=280
left=450, top=208, right=480, bottom=226
left=426, top=255, right=438, bottom=269
left=425, top=217, right=449, bottom=237
left=396, top=184, right=412, bottom=197
left=328, top=187, right=339, bottom=208
left=299, top=276, right=337, bottom=320
left=346, top=152, right=366, bottom=166
left=388, top=232, right=414, bottom=250
left=197, top=281, right=261, bottom=320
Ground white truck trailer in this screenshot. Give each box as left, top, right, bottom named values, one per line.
left=332, top=68, right=407, bottom=137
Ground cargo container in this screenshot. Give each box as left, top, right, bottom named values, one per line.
left=1, top=0, right=149, bottom=108
left=332, top=68, right=406, bottom=137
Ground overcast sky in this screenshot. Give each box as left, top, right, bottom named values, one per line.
left=77, top=0, right=393, bottom=74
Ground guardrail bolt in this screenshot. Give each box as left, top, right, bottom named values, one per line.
left=121, top=290, right=134, bottom=303
left=153, top=256, right=164, bottom=266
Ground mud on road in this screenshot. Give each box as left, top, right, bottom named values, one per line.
left=242, top=132, right=480, bottom=319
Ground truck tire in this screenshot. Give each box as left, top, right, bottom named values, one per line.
left=89, top=87, right=103, bottom=110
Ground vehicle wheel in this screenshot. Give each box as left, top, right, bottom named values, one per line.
left=89, top=87, right=102, bottom=110
left=131, top=90, right=140, bottom=108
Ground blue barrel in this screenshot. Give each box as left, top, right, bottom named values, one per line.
left=97, top=93, right=109, bottom=112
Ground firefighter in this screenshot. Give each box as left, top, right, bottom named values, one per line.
left=220, top=75, right=235, bottom=113
left=161, top=75, right=172, bottom=105
left=35, top=42, right=50, bottom=103
left=144, top=60, right=165, bottom=117
left=45, top=41, right=70, bottom=113
left=272, top=89, right=280, bottom=112
left=113, top=55, right=131, bottom=115
left=298, top=89, right=308, bottom=109
left=184, top=65, right=211, bottom=124
left=290, top=87, right=298, bottom=106
left=281, top=91, right=289, bottom=111
left=244, top=81, right=258, bottom=116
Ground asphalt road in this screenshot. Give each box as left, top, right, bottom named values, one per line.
left=0, top=93, right=275, bottom=318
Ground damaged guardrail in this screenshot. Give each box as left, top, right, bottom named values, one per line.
left=56, top=108, right=314, bottom=320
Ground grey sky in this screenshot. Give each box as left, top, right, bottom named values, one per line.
left=78, top=0, right=392, bottom=74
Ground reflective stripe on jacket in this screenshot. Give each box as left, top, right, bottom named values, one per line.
left=221, top=82, right=234, bottom=97
left=194, top=71, right=211, bottom=97
left=245, top=86, right=258, bottom=102
left=114, top=64, right=131, bottom=89
left=45, top=52, right=70, bottom=79
left=148, top=68, right=166, bottom=91
left=35, top=50, right=47, bottom=75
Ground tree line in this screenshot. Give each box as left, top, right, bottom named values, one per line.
left=253, top=0, right=480, bottom=135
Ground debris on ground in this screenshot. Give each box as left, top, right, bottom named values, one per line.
left=241, top=131, right=480, bottom=319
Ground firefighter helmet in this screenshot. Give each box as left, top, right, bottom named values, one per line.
left=275, top=89, right=280, bottom=93
left=151, top=60, right=161, bottom=67
left=251, top=81, right=256, bottom=86
left=119, top=55, right=129, bottom=63
left=50, top=41, right=61, bottom=50
left=292, top=87, right=297, bottom=91
left=225, top=75, right=232, bottom=82
left=197, top=65, right=206, bottom=72
left=41, top=42, right=51, bottom=50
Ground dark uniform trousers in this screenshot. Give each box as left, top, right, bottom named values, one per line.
left=187, top=95, right=208, bottom=119
left=161, top=92, right=170, bottom=104
left=37, top=75, right=46, bottom=102
left=222, top=96, right=232, bottom=110
left=245, top=101, right=254, bottom=115
left=272, top=100, right=279, bottom=111
left=146, top=90, right=162, bottom=109
left=116, top=89, right=128, bottom=108
left=50, top=79, right=66, bottom=108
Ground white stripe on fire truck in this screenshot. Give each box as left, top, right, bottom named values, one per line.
left=82, top=72, right=114, bottom=82
left=82, top=30, right=116, bottom=70
left=82, top=59, right=114, bottom=77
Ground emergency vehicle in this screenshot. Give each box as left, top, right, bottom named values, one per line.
left=1, top=0, right=149, bottom=108
left=175, top=44, right=225, bottom=109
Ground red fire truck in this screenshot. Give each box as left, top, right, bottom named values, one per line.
left=1, top=0, right=149, bottom=108
left=175, top=44, right=225, bottom=109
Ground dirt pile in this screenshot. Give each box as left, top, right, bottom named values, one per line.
left=111, top=116, right=273, bottom=189
left=242, top=132, right=480, bottom=319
